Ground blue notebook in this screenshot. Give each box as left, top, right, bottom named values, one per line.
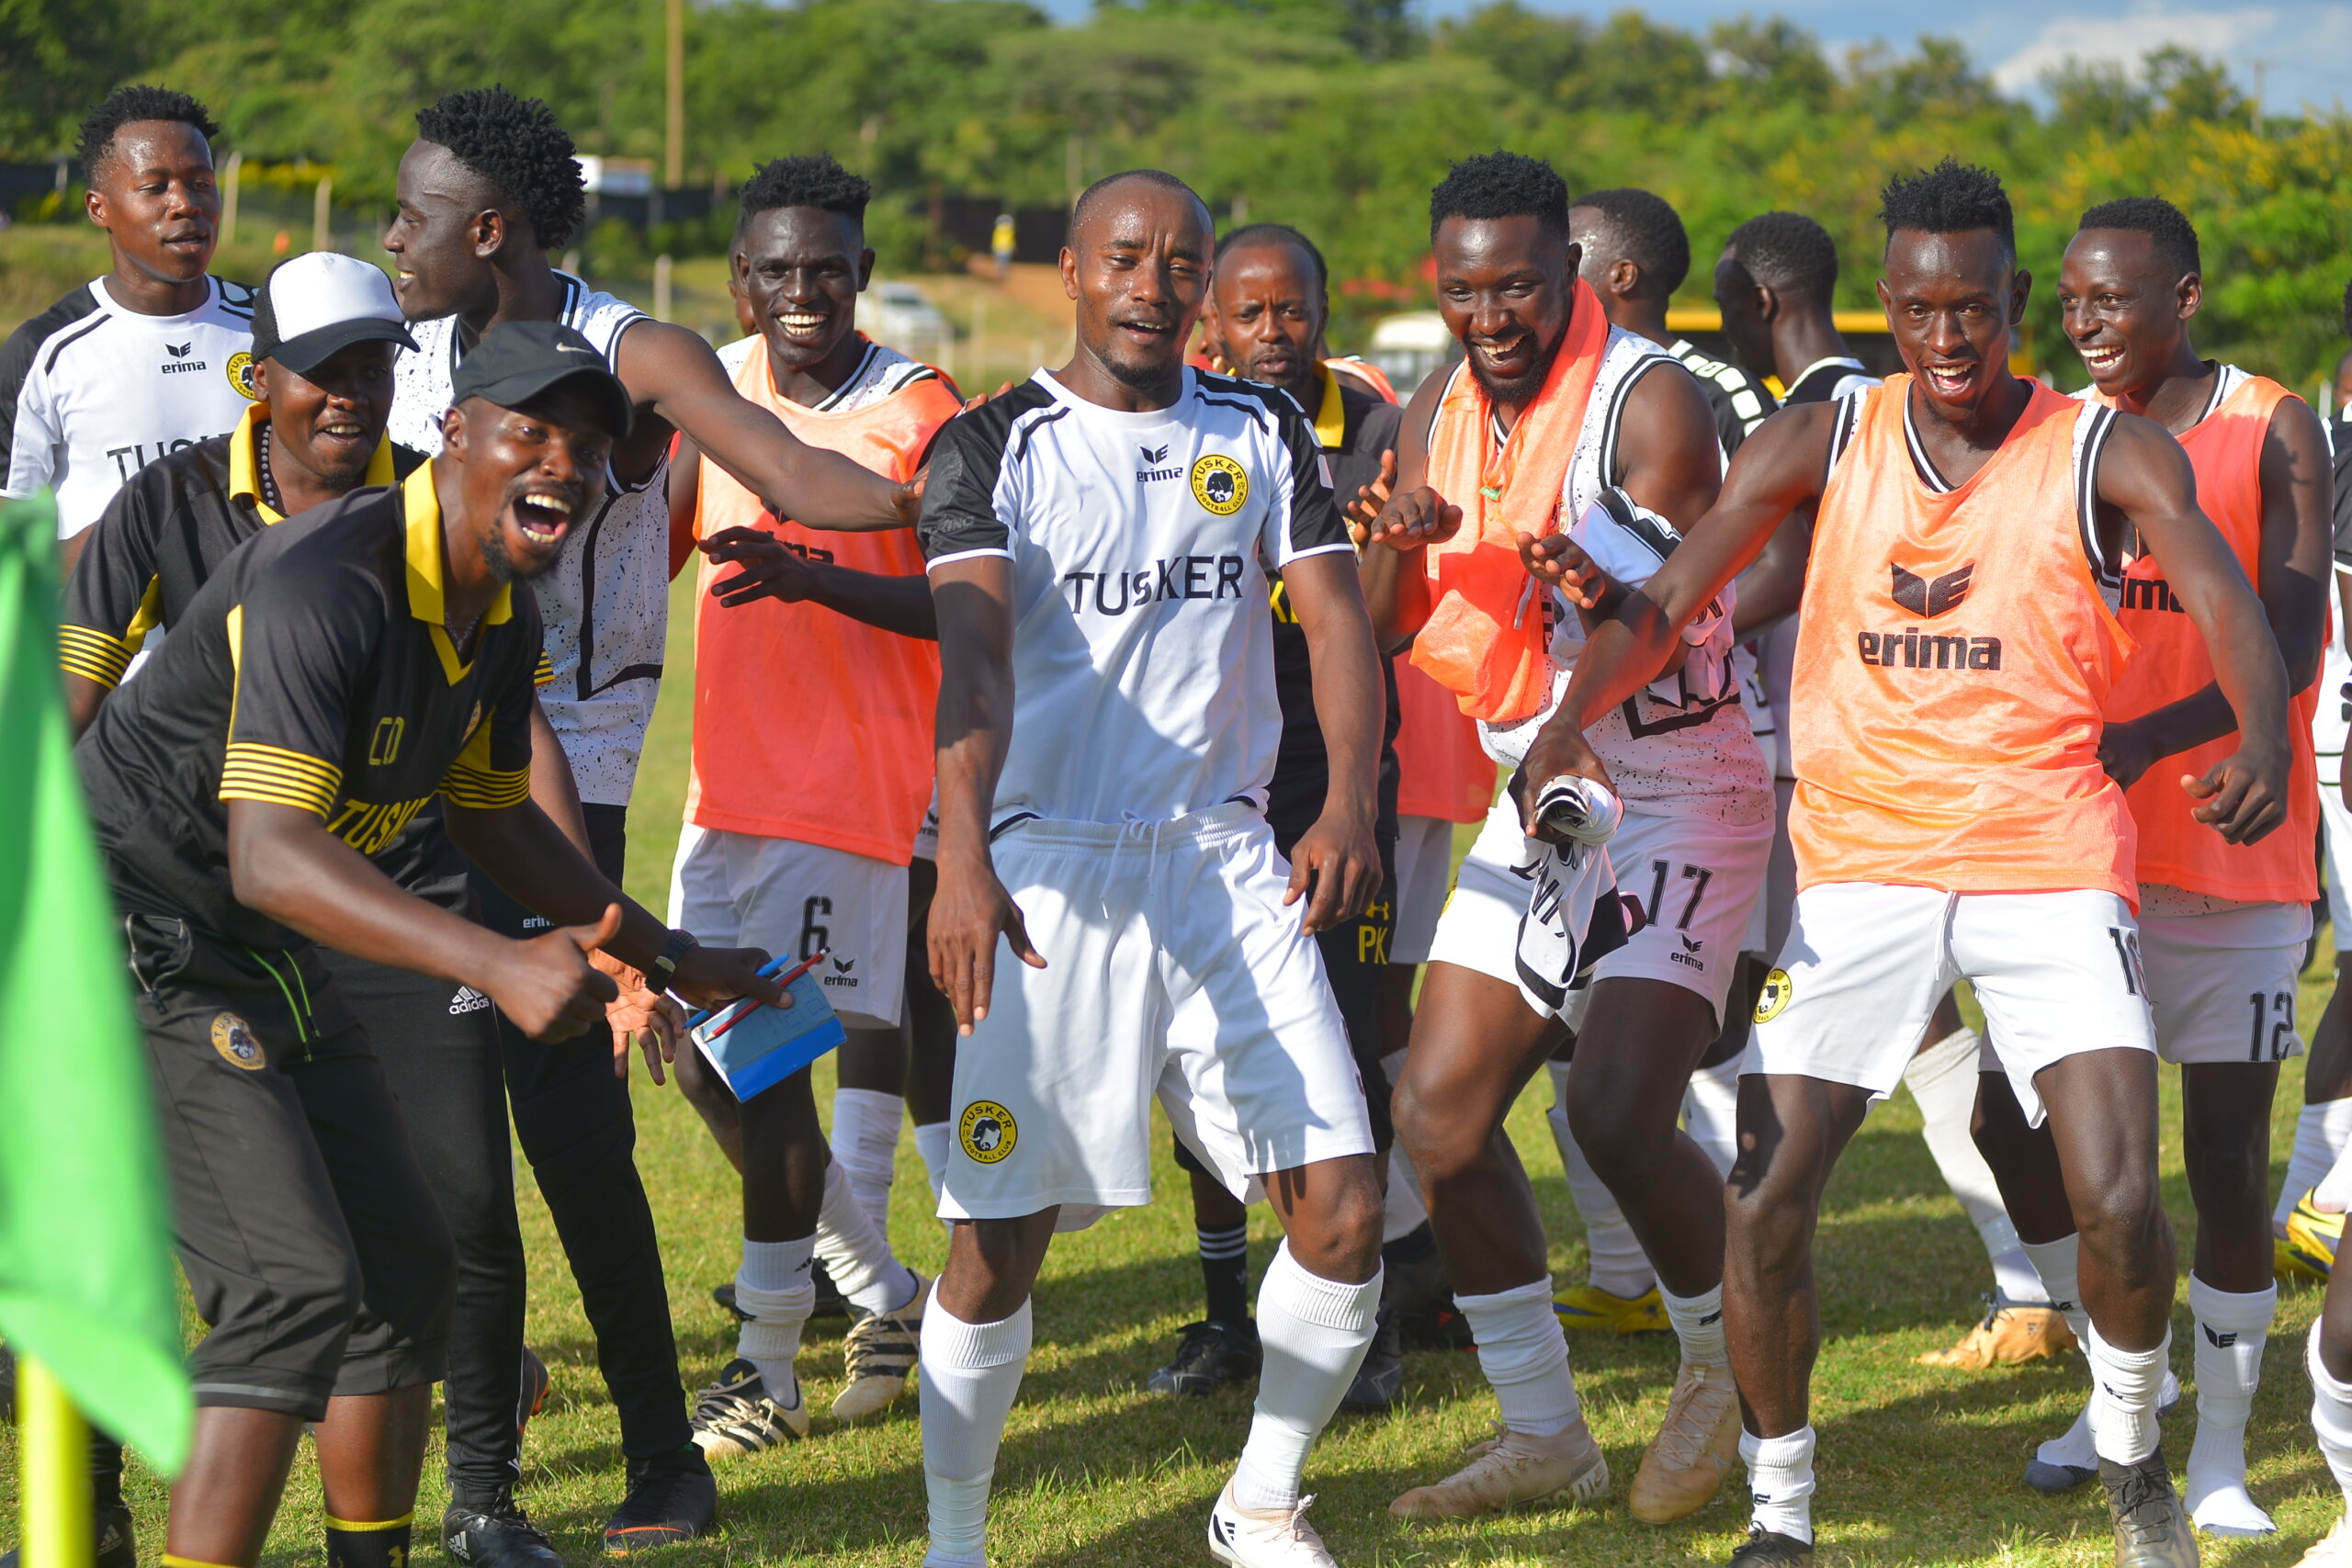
left=687, top=962, right=846, bottom=1100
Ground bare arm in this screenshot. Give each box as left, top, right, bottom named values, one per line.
left=1514, top=401, right=1838, bottom=821
left=1276, top=549, right=1385, bottom=930
left=1359, top=367, right=1447, bottom=645
left=616, top=320, right=916, bottom=532
left=924, top=556, right=1042, bottom=1032
left=2104, top=397, right=2333, bottom=786
left=2098, top=412, right=2293, bottom=843
left=1733, top=510, right=1813, bottom=636
left=701, top=526, right=937, bottom=639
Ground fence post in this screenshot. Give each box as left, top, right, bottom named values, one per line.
left=653, top=254, right=673, bottom=324
left=220, top=152, right=242, bottom=248
left=311, top=175, right=333, bottom=254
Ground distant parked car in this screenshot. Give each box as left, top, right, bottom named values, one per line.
left=1361, top=310, right=1459, bottom=394
left=868, top=280, right=952, bottom=360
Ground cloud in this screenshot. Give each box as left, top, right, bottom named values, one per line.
left=1991, top=5, right=2275, bottom=90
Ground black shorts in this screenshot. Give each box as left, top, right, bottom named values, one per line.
left=125, top=912, right=454, bottom=1420
left=1176, top=828, right=1398, bottom=1170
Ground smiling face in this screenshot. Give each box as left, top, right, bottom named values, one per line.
left=1877, top=228, right=2028, bottom=418
left=254, top=341, right=401, bottom=492
left=86, top=120, right=220, bottom=288
left=737, top=206, right=873, bottom=376
left=2058, top=228, right=2198, bottom=399
left=382, top=141, right=503, bottom=323
left=1432, top=214, right=1577, bottom=405
left=441, top=387, right=614, bottom=582
left=1207, top=240, right=1325, bottom=404
left=1063, top=178, right=1214, bottom=394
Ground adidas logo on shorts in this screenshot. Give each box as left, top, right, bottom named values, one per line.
left=449, top=985, right=492, bottom=1015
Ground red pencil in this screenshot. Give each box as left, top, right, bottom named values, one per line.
left=707, top=951, right=825, bottom=1042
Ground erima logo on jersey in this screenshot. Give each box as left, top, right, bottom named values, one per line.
left=449, top=985, right=492, bottom=1015
left=160, top=340, right=209, bottom=374
left=1061, top=556, right=1250, bottom=615
left=1136, top=444, right=1180, bottom=482
left=1855, top=627, right=2004, bottom=671
left=1890, top=562, right=1973, bottom=617
left=2120, top=576, right=2186, bottom=614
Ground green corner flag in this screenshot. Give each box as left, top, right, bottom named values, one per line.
left=0, top=491, right=191, bottom=1477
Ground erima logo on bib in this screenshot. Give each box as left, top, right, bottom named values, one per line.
left=1190, top=454, right=1247, bottom=515
left=1890, top=562, right=1973, bottom=618
left=210, top=1011, right=265, bottom=1069
left=960, top=1100, right=1017, bottom=1163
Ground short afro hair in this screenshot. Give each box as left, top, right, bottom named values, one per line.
left=415, top=86, right=586, bottom=252
left=2077, top=196, right=2200, bottom=278
left=1216, top=223, right=1329, bottom=294
left=1878, top=157, right=2014, bottom=259
left=1070, top=169, right=1207, bottom=240
left=1572, top=187, right=1690, bottom=297
left=78, top=86, right=218, bottom=182
left=1725, top=210, right=1840, bottom=308
left=1430, top=152, right=1570, bottom=243
left=736, top=152, right=871, bottom=239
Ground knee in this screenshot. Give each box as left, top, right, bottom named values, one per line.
left=1562, top=1079, right=1657, bottom=1172
left=2071, top=1166, right=2164, bottom=1250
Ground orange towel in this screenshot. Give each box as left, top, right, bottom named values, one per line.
left=1412, top=277, right=1610, bottom=721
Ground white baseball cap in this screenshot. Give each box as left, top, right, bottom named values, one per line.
left=253, top=252, right=415, bottom=375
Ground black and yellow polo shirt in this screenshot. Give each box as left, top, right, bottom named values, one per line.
left=1263, top=364, right=1403, bottom=847
left=76, top=459, right=545, bottom=951
left=60, top=401, right=419, bottom=691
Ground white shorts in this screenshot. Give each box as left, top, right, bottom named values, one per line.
left=938, top=805, right=1374, bottom=1231
left=2138, top=901, right=2309, bottom=1066
left=2323, top=768, right=2352, bottom=949
left=1750, top=883, right=2155, bottom=1127
left=1428, top=794, right=1769, bottom=1028
left=1391, top=814, right=1457, bottom=965
left=669, top=823, right=909, bottom=1030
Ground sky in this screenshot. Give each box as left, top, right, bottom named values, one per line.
left=1037, top=1, right=2352, bottom=113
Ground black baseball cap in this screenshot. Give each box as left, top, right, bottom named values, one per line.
left=450, top=321, right=634, bottom=439
left=252, top=253, right=416, bottom=375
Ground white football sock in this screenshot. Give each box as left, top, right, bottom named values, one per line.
left=1660, top=1282, right=1727, bottom=1369
left=2021, top=1234, right=2088, bottom=1338
left=2321, top=1137, right=2352, bottom=1213
left=1229, top=1245, right=1381, bottom=1513
left=830, top=1088, right=903, bottom=1231
left=912, top=1122, right=951, bottom=1201
left=2185, top=1275, right=2276, bottom=1535
left=815, top=1157, right=920, bottom=1315
left=1901, top=1034, right=2035, bottom=1301
left=2307, top=1318, right=2352, bottom=1510
left=2086, top=1320, right=2169, bottom=1466
left=1546, top=1061, right=1653, bottom=1299
left=1740, top=1426, right=1816, bottom=1543
left=1381, top=1050, right=1429, bottom=1242
left=1681, top=1056, right=1741, bottom=1179
left=735, top=1235, right=815, bottom=1393
left=2279, top=1099, right=2352, bottom=1225
left=1455, top=1278, right=1581, bottom=1437
left=920, top=1297, right=1032, bottom=1562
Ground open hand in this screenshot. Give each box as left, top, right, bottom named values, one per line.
left=1345, top=449, right=1396, bottom=547
left=1517, top=530, right=1608, bottom=610
left=701, top=526, right=818, bottom=607
left=927, top=858, right=1046, bottom=1036
left=1366, top=484, right=1463, bottom=554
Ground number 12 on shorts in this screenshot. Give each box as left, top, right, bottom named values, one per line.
left=2249, top=989, right=2295, bottom=1062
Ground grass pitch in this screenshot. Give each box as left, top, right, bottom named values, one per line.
left=12, top=578, right=2351, bottom=1568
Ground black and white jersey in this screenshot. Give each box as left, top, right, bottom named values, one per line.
left=718, top=333, right=945, bottom=413
left=1781, top=355, right=1877, bottom=407
left=919, top=367, right=1351, bottom=826
left=1668, top=338, right=1776, bottom=462
left=390, top=274, right=663, bottom=806
left=1, top=276, right=257, bottom=538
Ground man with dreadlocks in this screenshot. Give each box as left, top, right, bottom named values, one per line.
left=380, top=89, right=920, bottom=1562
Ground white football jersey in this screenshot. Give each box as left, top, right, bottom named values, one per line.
left=1, top=276, right=257, bottom=537
left=1434, top=328, right=1771, bottom=825
left=390, top=275, right=666, bottom=806
left=919, top=367, right=1351, bottom=827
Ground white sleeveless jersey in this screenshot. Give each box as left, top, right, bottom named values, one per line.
left=1, top=276, right=258, bottom=538
left=1469, top=326, right=1771, bottom=826
left=390, top=276, right=667, bottom=806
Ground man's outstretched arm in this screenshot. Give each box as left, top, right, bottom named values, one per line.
left=620, top=320, right=916, bottom=531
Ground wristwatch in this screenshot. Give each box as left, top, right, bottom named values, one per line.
left=648, top=929, right=699, bottom=990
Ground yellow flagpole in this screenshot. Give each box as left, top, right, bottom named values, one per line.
left=18, top=1357, right=94, bottom=1568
